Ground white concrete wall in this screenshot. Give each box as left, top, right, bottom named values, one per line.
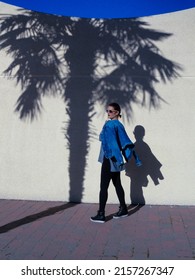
left=0, top=2, right=195, bottom=205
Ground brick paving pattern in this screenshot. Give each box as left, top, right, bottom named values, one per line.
left=0, top=199, right=194, bottom=260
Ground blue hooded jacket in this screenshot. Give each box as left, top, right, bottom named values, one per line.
left=98, top=120, right=134, bottom=172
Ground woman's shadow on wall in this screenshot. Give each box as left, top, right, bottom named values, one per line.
left=125, top=125, right=164, bottom=205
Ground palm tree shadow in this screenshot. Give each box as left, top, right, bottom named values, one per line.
left=0, top=202, right=77, bottom=234
left=125, top=125, right=164, bottom=205
left=0, top=10, right=181, bottom=203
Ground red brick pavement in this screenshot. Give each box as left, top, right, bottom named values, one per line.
left=0, top=199, right=194, bottom=260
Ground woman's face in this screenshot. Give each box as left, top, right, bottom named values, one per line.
left=106, top=106, right=119, bottom=120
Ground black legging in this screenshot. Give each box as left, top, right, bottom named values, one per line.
left=99, top=157, right=126, bottom=212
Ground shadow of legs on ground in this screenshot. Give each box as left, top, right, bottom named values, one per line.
left=105, top=204, right=144, bottom=222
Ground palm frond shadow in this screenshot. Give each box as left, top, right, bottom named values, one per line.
left=0, top=10, right=182, bottom=203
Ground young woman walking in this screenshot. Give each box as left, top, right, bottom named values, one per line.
left=90, top=103, right=138, bottom=223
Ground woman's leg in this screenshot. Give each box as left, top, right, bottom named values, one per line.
left=111, top=172, right=126, bottom=207
left=99, top=157, right=111, bottom=212
left=112, top=172, right=128, bottom=218
left=90, top=157, right=111, bottom=223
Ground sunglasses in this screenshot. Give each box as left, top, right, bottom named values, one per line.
left=106, top=109, right=117, bottom=113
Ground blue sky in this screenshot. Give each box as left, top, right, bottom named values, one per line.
left=1, top=0, right=195, bottom=18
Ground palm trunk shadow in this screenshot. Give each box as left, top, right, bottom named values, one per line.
left=0, top=202, right=77, bottom=234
